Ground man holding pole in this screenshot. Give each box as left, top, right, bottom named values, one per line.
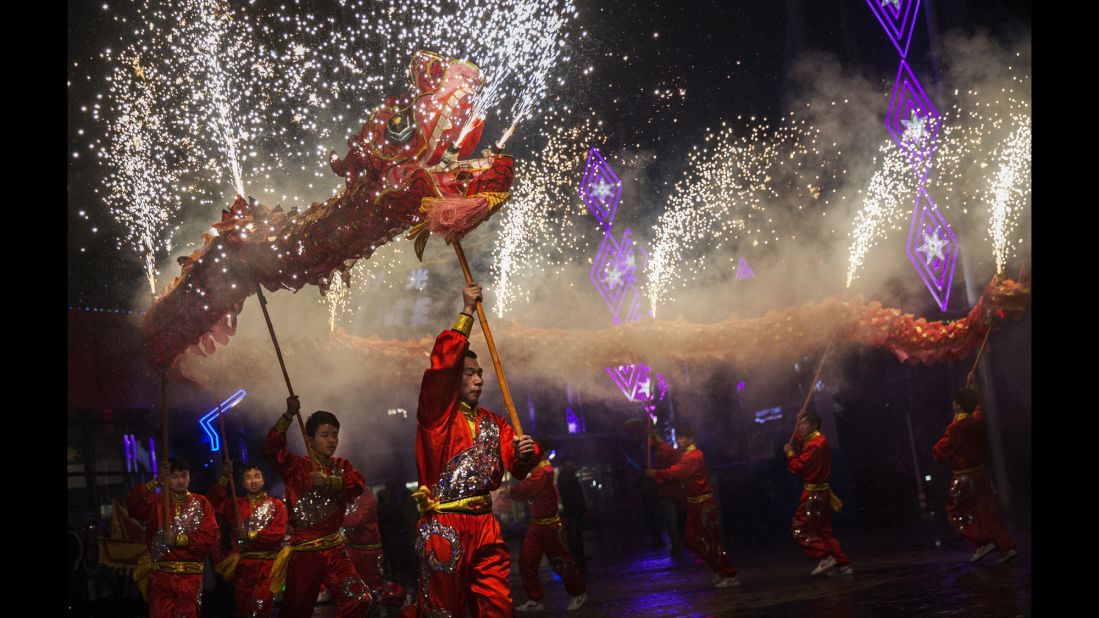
left=510, top=440, right=588, bottom=612
left=784, top=410, right=852, bottom=576
left=127, top=457, right=220, bottom=618
left=646, top=426, right=739, bottom=588
left=264, top=401, right=373, bottom=617
left=408, top=282, right=539, bottom=616
left=208, top=462, right=289, bottom=618
left=932, top=385, right=1017, bottom=564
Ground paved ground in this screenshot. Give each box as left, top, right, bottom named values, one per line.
left=318, top=520, right=1030, bottom=617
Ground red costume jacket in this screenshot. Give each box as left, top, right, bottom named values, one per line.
left=509, top=460, right=559, bottom=520
left=932, top=407, right=988, bottom=470
left=126, top=482, right=219, bottom=563
left=787, top=431, right=830, bottom=483
left=344, top=490, right=382, bottom=547
left=207, top=484, right=288, bottom=552
left=653, top=444, right=712, bottom=498
left=263, top=427, right=365, bottom=543
left=415, top=329, right=539, bottom=504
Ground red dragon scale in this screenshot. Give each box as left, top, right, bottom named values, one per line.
left=142, top=52, right=514, bottom=370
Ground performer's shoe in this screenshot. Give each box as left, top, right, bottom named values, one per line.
left=996, top=549, right=1017, bottom=564
left=516, top=600, right=545, bottom=612
left=714, top=575, right=740, bottom=588
left=811, top=556, right=838, bottom=575
left=970, top=543, right=996, bottom=563
left=567, top=593, right=588, bottom=611
left=828, top=565, right=854, bottom=576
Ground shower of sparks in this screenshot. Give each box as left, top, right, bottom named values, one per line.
left=95, top=48, right=192, bottom=296
left=845, top=142, right=913, bottom=288
left=495, top=1, right=578, bottom=147
left=178, top=0, right=255, bottom=197
left=263, top=0, right=579, bottom=157
left=985, top=118, right=1030, bottom=273
left=921, top=66, right=1032, bottom=273
left=76, top=0, right=579, bottom=294
left=321, top=271, right=352, bottom=333
left=490, top=108, right=607, bottom=316
left=646, top=114, right=846, bottom=315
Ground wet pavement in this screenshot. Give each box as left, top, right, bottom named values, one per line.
left=310, top=520, right=1030, bottom=617
left=511, top=535, right=1029, bottom=617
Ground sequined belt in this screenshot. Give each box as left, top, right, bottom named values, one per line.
left=291, top=531, right=346, bottom=553
left=532, top=515, right=561, bottom=525
left=152, top=560, right=204, bottom=575
left=240, top=550, right=281, bottom=560
left=953, top=465, right=986, bottom=475
left=686, top=493, right=714, bottom=504
left=435, top=494, right=493, bottom=514
left=349, top=542, right=383, bottom=551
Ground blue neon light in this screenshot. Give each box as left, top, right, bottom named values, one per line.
left=199, top=389, right=247, bottom=452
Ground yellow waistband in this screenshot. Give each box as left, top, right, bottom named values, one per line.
left=350, top=542, right=384, bottom=551
left=291, top=531, right=346, bottom=552
left=953, top=465, right=986, bottom=475
left=153, top=560, right=204, bottom=574
left=240, top=550, right=281, bottom=560
left=532, top=515, right=561, bottom=525
left=687, top=493, right=714, bottom=504
left=803, top=483, right=843, bottom=512
left=435, top=494, right=492, bottom=514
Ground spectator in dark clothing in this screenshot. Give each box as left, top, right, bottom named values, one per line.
left=557, top=457, right=589, bottom=575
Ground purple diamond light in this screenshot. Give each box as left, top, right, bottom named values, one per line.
left=886, top=60, right=941, bottom=182
left=579, top=147, right=622, bottom=232
left=864, top=0, right=923, bottom=58
left=905, top=187, right=958, bottom=311
left=590, top=227, right=650, bottom=324
left=605, top=362, right=668, bottom=405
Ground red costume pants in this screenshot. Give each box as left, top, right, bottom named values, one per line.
left=412, top=511, right=512, bottom=617
left=148, top=570, right=203, bottom=618
left=518, top=521, right=586, bottom=601
left=348, top=546, right=385, bottom=588
left=684, top=498, right=738, bottom=578
left=791, top=489, right=850, bottom=565
left=280, top=545, right=372, bottom=618
left=947, top=470, right=1016, bottom=551
left=349, top=546, right=406, bottom=607
left=233, top=558, right=275, bottom=618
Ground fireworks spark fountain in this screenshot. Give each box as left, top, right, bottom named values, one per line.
left=181, top=0, right=251, bottom=197
left=646, top=114, right=846, bottom=315
left=985, top=118, right=1031, bottom=274
left=490, top=109, right=606, bottom=316
left=321, top=270, right=352, bottom=333
left=844, top=143, right=913, bottom=288
left=96, top=50, right=189, bottom=296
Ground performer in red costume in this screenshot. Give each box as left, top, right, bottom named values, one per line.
left=344, top=488, right=407, bottom=607
left=784, top=411, right=852, bottom=576
left=207, top=462, right=288, bottom=618
left=264, top=403, right=373, bottom=617
left=408, top=282, right=539, bottom=616
left=127, top=457, right=219, bottom=618
left=509, top=441, right=588, bottom=612
left=646, top=426, right=739, bottom=588
left=932, top=386, right=1017, bottom=564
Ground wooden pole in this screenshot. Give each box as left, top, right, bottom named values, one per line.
left=452, top=240, right=524, bottom=435
left=254, top=284, right=320, bottom=467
